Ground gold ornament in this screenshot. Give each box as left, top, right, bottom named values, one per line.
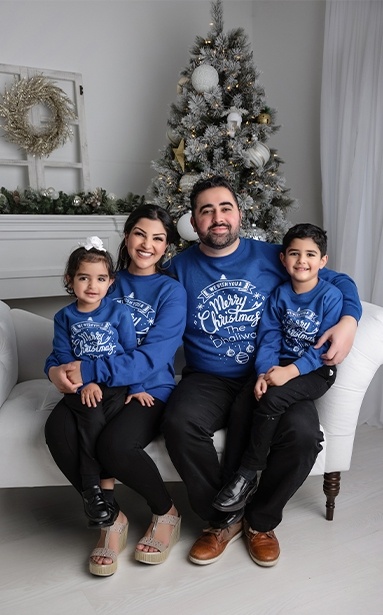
left=0, top=74, right=77, bottom=157
left=177, top=76, right=189, bottom=95
left=256, top=112, right=271, bottom=125
left=173, top=138, right=185, bottom=171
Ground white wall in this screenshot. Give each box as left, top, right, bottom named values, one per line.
left=1, top=0, right=326, bottom=316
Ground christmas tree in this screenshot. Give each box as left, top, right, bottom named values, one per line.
left=149, top=0, right=295, bottom=249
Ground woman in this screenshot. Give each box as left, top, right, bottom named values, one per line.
left=45, top=204, right=187, bottom=575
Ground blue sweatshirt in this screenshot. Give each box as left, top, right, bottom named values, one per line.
left=168, top=238, right=362, bottom=379
left=255, top=278, right=343, bottom=376
left=45, top=297, right=144, bottom=394
left=45, top=270, right=187, bottom=403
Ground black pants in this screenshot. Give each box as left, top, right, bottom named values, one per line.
left=241, top=365, right=336, bottom=472
left=162, top=370, right=324, bottom=532
left=62, top=386, right=127, bottom=480
left=45, top=396, right=173, bottom=516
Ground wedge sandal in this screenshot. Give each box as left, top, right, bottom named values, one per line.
left=135, top=513, right=181, bottom=565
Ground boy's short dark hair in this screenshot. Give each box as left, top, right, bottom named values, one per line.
left=190, top=176, right=239, bottom=214
left=282, top=223, right=328, bottom=257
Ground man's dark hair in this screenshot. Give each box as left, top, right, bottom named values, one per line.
left=282, top=223, right=328, bottom=257
left=190, top=176, right=239, bottom=214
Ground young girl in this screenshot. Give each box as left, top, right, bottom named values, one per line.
left=45, top=206, right=187, bottom=576
left=46, top=237, right=152, bottom=528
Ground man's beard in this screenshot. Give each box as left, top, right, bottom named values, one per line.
left=197, top=223, right=241, bottom=250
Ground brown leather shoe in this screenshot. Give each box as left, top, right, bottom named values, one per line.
left=189, top=521, right=243, bottom=565
left=245, top=527, right=280, bottom=567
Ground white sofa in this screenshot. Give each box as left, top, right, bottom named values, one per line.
left=1, top=299, right=383, bottom=520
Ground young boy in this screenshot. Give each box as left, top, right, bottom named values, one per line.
left=213, top=223, right=343, bottom=513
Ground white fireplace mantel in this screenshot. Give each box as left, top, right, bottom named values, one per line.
left=0, top=215, right=127, bottom=300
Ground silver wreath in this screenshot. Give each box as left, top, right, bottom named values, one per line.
left=0, top=74, right=77, bottom=157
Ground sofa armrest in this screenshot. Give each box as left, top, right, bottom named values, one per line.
left=315, top=301, right=383, bottom=469
left=11, top=309, right=54, bottom=382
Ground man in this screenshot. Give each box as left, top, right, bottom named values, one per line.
left=162, top=175, right=361, bottom=566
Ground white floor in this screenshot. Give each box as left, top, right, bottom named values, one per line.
left=1, top=424, right=382, bottom=615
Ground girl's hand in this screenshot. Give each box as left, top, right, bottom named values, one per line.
left=80, top=383, right=103, bottom=407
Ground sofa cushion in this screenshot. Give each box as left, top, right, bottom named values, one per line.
left=0, top=301, right=18, bottom=407
left=11, top=308, right=54, bottom=382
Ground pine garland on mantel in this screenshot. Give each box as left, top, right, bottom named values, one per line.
left=0, top=187, right=145, bottom=216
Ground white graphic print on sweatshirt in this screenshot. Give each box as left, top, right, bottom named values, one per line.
left=195, top=275, right=266, bottom=366
left=115, top=292, right=155, bottom=346
left=71, top=318, right=118, bottom=358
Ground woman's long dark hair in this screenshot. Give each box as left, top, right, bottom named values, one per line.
left=116, top=203, right=177, bottom=273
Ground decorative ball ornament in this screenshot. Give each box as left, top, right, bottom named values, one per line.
left=46, top=186, right=59, bottom=200
left=177, top=212, right=199, bottom=241
left=227, top=110, right=242, bottom=138
left=0, top=74, right=77, bottom=157
left=191, top=64, right=219, bottom=93
left=177, top=76, right=189, bottom=95
left=243, top=142, right=271, bottom=169
left=179, top=173, right=199, bottom=194
left=166, top=128, right=181, bottom=146
left=256, top=112, right=271, bottom=125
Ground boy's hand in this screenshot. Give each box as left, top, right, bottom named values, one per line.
left=125, top=392, right=155, bottom=407
left=264, top=364, right=299, bottom=387
left=254, top=374, right=267, bottom=400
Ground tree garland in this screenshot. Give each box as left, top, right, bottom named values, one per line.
left=0, top=75, right=77, bottom=157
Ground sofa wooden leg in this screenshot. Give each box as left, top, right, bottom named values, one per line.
left=323, top=471, right=341, bottom=521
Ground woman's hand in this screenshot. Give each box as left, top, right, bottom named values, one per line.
left=48, top=364, right=81, bottom=393
left=315, top=315, right=357, bottom=365
left=65, top=361, right=83, bottom=385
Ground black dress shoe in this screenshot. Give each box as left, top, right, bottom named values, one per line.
left=87, top=498, right=120, bottom=529
left=210, top=507, right=245, bottom=529
left=82, top=485, right=111, bottom=524
left=213, top=473, right=258, bottom=512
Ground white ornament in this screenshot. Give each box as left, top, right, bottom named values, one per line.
left=46, top=186, right=59, bottom=200
left=227, top=111, right=242, bottom=137
left=243, top=142, right=271, bottom=168
left=179, top=173, right=199, bottom=194
left=191, top=64, right=219, bottom=93
left=177, top=212, right=199, bottom=241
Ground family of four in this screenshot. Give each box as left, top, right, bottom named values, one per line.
left=45, top=175, right=362, bottom=576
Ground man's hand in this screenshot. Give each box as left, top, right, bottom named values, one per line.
left=315, top=315, right=357, bottom=365
left=48, top=364, right=82, bottom=394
